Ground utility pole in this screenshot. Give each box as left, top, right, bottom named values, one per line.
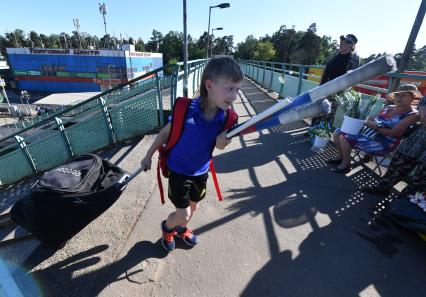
left=206, top=6, right=211, bottom=59
left=73, top=18, right=82, bottom=49
left=183, top=0, right=188, bottom=97
left=99, top=2, right=108, bottom=36
left=391, top=0, right=426, bottom=91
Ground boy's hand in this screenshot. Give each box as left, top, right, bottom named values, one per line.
left=140, top=156, right=152, bottom=171
left=216, top=131, right=231, bottom=150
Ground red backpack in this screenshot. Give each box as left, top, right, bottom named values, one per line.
left=157, top=97, right=238, bottom=204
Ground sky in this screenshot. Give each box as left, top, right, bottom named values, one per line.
left=2, top=0, right=425, bottom=59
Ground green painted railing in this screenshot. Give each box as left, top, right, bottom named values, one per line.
left=0, top=59, right=207, bottom=187
left=2, top=57, right=423, bottom=187
left=238, top=59, right=425, bottom=128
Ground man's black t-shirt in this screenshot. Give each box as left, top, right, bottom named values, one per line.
left=326, top=53, right=351, bottom=82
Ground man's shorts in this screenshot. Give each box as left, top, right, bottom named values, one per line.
left=168, top=170, right=209, bottom=209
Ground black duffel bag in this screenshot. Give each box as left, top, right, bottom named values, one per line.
left=11, top=154, right=128, bottom=248
left=32, top=154, right=104, bottom=201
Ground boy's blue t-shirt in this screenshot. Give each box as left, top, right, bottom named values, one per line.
left=168, top=98, right=225, bottom=176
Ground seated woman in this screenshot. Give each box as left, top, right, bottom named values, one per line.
left=328, top=84, right=421, bottom=174
left=361, top=95, right=426, bottom=196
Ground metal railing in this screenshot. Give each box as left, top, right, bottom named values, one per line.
left=238, top=59, right=425, bottom=128
left=238, top=59, right=426, bottom=98
left=0, top=59, right=207, bottom=187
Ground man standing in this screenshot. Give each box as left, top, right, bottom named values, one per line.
left=311, top=34, right=360, bottom=126
left=320, top=34, right=360, bottom=85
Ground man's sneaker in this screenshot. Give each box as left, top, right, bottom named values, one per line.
left=360, top=185, right=390, bottom=195
left=161, top=220, right=177, bottom=252
left=176, top=226, right=198, bottom=246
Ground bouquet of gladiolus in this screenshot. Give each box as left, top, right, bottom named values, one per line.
left=409, top=192, right=426, bottom=212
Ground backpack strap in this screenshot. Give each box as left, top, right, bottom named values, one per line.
left=210, top=108, right=239, bottom=202
left=158, top=97, right=192, bottom=204
left=224, top=108, right=238, bottom=130
left=157, top=162, right=166, bottom=204
left=165, top=97, right=192, bottom=151
left=209, top=161, right=223, bottom=201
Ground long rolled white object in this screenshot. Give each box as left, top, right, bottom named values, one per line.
left=227, top=55, right=396, bottom=138
left=277, top=99, right=331, bottom=125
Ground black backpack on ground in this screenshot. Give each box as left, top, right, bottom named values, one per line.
left=11, top=154, right=128, bottom=248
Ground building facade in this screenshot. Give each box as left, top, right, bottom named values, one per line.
left=6, top=47, right=163, bottom=93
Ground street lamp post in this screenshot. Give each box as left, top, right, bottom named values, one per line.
left=210, top=27, right=223, bottom=58
left=183, top=0, right=189, bottom=97
left=206, top=3, right=230, bottom=59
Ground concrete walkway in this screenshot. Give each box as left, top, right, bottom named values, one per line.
left=2, top=78, right=426, bottom=297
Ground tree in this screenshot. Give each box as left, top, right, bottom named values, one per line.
left=235, top=35, right=258, bottom=60
left=188, top=34, right=205, bottom=59
left=59, top=32, right=71, bottom=48
left=48, top=34, right=61, bottom=48
left=212, top=35, right=235, bottom=56
left=5, top=29, right=28, bottom=48
left=135, top=38, right=145, bottom=51
left=70, top=31, right=82, bottom=48
left=291, top=25, right=322, bottom=64
left=318, top=35, right=338, bottom=64
left=29, top=31, right=43, bottom=47
left=253, top=41, right=276, bottom=61
left=271, top=25, right=302, bottom=63
left=196, top=32, right=209, bottom=50
left=409, top=45, right=426, bottom=70
left=40, top=34, right=50, bottom=48
left=159, top=31, right=183, bottom=63
left=145, top=30, right=163, bottom=52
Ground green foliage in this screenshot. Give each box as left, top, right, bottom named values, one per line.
left=135, top=38, right=145, bottom=51
left=1, top=26, right=424, bottom=71
left=253, top=41, right=276, bottom=61
left=271, top=26, right=302, bottom=63
left=164, top=58, right=179, bottom=75
left=212, top=35, right=235, bottom=56
left=291, top=29, right=322, bottom=64
left=235, top=35, right=258, bottom=60
left=308, top=124, right=332, bottom=138
left=318, top=35, right=338, bottom=64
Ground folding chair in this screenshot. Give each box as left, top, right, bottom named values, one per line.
left=353, top=123, right=420, bottom=176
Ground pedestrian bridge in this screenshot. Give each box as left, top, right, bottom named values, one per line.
left=3, top=58, right=425, bottom=186
left=0, top=59, right=426, bottom=296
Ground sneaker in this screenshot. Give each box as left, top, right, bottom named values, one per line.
left=360, top=185, right=390, bottom=195
left=176, top=226, right=198, bottom=246
left=161, top=221, right=177, bottom=252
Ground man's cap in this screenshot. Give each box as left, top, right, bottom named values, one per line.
left=388, top=84, right=423, bottom=100
left=340, top=34, right=358, bottom=44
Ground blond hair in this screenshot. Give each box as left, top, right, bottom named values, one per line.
left=199, top=57, right=244, bottom=105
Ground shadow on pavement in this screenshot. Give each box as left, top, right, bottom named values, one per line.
left=206, top=80, right=426, bottom=296
left=14, top=240, right=167, bottom=297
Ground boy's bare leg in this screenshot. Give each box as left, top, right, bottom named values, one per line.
left=165, top=207, right=191, bottom=229
left=187, top=201, right=199, bottom=224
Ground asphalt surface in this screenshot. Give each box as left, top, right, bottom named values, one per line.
left=1, top=78, right=426, bottom=297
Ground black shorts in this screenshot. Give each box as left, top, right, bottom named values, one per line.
left=168, top=170, right=209, bottom=209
